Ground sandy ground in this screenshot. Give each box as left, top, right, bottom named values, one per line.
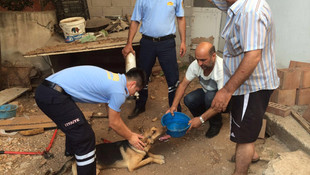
left=0, top=64, right=291, bottom=175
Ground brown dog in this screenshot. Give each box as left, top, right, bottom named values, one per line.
left=48, top=126, right=166, bottom=174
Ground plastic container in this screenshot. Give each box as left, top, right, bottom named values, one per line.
left=161, top=112, right=191, bottom=138
left=59, top=17, right=86, bottom=43
left=0, top=104, right=18, bottom=119
left=125, top=53, right=136, bottom=72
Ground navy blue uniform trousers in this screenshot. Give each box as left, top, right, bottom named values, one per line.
left=35, top=84, right=96, bottom=175
left=136, top=37, right=181, bottom=110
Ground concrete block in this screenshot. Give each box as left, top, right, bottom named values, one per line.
left=92, top=0, right=112, bottom=6
left=265, top=112, right=310, bottom=155
left=297, top=67, right=310, bottom=88
left=112, top=0, right=131, bottom=7
left=89, top=7, right=103, bottom=17
left=184, top=0, right=194, bottom=7
left=289, top=60, right=310, bottom=68
left=277, top=68, right=301, bottom=90
left=266, top=102, right=291, bottom=117
left=122, top=7, right=134, bottom=16
left=270, top=89, right=296, bottom=106
left=102, top=7, right=122, bottom=16
left=296, top=88, right=310, bottom=105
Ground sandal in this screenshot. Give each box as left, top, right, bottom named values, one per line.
left=230, top=154, right=260, bottom=163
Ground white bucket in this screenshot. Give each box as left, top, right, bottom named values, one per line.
left=59, top=17, right=86, bottom=43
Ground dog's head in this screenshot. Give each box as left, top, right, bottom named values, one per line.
left=142, top=126, right=166, bottom=145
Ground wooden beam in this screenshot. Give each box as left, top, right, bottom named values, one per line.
left=291, top=111, right=310, bottom=134
left=0, top=111, right=93, bottom=131
left=0, top=87, right=29, bottom=106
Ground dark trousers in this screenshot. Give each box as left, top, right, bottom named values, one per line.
left=136, top=37, right=180, bottom=110
left=35, top=84, right=96, bottom=175
left=184, top=88, right=222, bottom=127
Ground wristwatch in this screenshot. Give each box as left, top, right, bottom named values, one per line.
left=199, top=116, right=205, bottom=124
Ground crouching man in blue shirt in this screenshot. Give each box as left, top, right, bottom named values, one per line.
left=35, top=66, right=147, bottom=175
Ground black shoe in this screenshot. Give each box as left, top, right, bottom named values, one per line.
left=205, top=123, right=222, bottom=138
left=128, top=106, right=145, bottom=119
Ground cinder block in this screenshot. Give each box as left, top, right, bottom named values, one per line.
left=92, top=0, right=112, bottom=6
left=112, top=0, right=131, bottom=7
left=297, top=67, right=310, bottom=88
left=102, top=7, right=122, bottom=16
left=296, top=88, right=310, bottom=105
left=289, top=60, right=310, bottom=68
left=270, top=89, right=296, bottom=106
left=277, top=68, right=301, bottom=90
left=89, top=7, right=103, bottom=17
left=266, top=102, right=291, bottom=117
left=122, top=7, right=134, bottom=16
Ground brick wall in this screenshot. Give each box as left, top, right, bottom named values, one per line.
left=86, top=0, right=193, bottom=60
left=87, top=0, right=136, bottom=17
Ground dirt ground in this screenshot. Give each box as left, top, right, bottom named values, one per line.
left=0, top=64, right=291, bottom=175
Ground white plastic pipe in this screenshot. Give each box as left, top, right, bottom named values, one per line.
left=125, top=53, right=136, bottom=72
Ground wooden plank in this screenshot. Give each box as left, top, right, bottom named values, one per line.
left=24, top=31, right=141, bottom=57
left=302, top=105, right=310, bottom=123
left=291, top=111, right=310, bottom=134
left=0, top=87, right=29, bottom=106
left=0, top=111, right=93, bottom=131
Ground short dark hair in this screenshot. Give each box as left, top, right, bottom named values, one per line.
left=209, top=45, right=216, bottom=57
left=125, top=68, right=147, bottom=89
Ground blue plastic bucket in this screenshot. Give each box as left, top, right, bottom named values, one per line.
left=161, top=112, right=191, bottom=138
left=0, top=104, right=18, bottom=119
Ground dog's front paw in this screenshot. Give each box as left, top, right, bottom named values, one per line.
left=153, top=158, right=165, bottom=165
left=157, top=159, right=165, bottom=164
left=157, top=155, right=165, bottom=160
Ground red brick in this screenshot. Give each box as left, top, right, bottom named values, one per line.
left=296, top=88, right=310, bottom=105
left=266, top=102, right=291, bottom=117
left=289, top=60, right=310, bottom=68
left=270, top=89, right=296, bottom=106
left=277, top=68, right=301, bottom=89
left=297, top=67, right=310, bottom=88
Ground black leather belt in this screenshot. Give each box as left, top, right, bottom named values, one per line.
left=42, top=80, right=66, bottom=94
left=142, top=34, right=175, bottom=42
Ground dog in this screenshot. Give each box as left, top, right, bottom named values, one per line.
left=48, top=126, right=166, bottom=175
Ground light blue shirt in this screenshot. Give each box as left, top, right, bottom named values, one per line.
left=212, top=0, right=279, bottom=95
left=46, top=66, right=129, bottom=112
left=131, top=0, right=184, bottom=37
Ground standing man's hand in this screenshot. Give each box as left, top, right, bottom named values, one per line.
left=211, top=87, right=232, bottom=112
left=122, top=44, right=135, bottom=58
left=179, top=42, right=186, bottom=57
left=128, top=133, right=145, bottom=150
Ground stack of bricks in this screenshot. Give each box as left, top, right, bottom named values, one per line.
left=270, top=60, right=310, bottom=106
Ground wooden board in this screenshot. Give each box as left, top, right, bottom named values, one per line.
left=0, top=87, right=29, bottom=106
left=0, top=111, right=93, bottom=131
left=24, top=31, right=141, bottom=57
left=291, top=111, right=310, bottom=134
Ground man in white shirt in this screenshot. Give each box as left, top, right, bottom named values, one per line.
left=166, top=42, right=224, bottom=138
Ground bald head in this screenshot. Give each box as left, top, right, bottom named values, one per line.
left=195, top=42, right=215, bottom=58
left=195, top=42, right=216, bottom=70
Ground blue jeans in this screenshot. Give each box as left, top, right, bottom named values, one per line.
left=184, top=88, right=222, bottom=126
left=136, top=37, right=180, bottom=110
